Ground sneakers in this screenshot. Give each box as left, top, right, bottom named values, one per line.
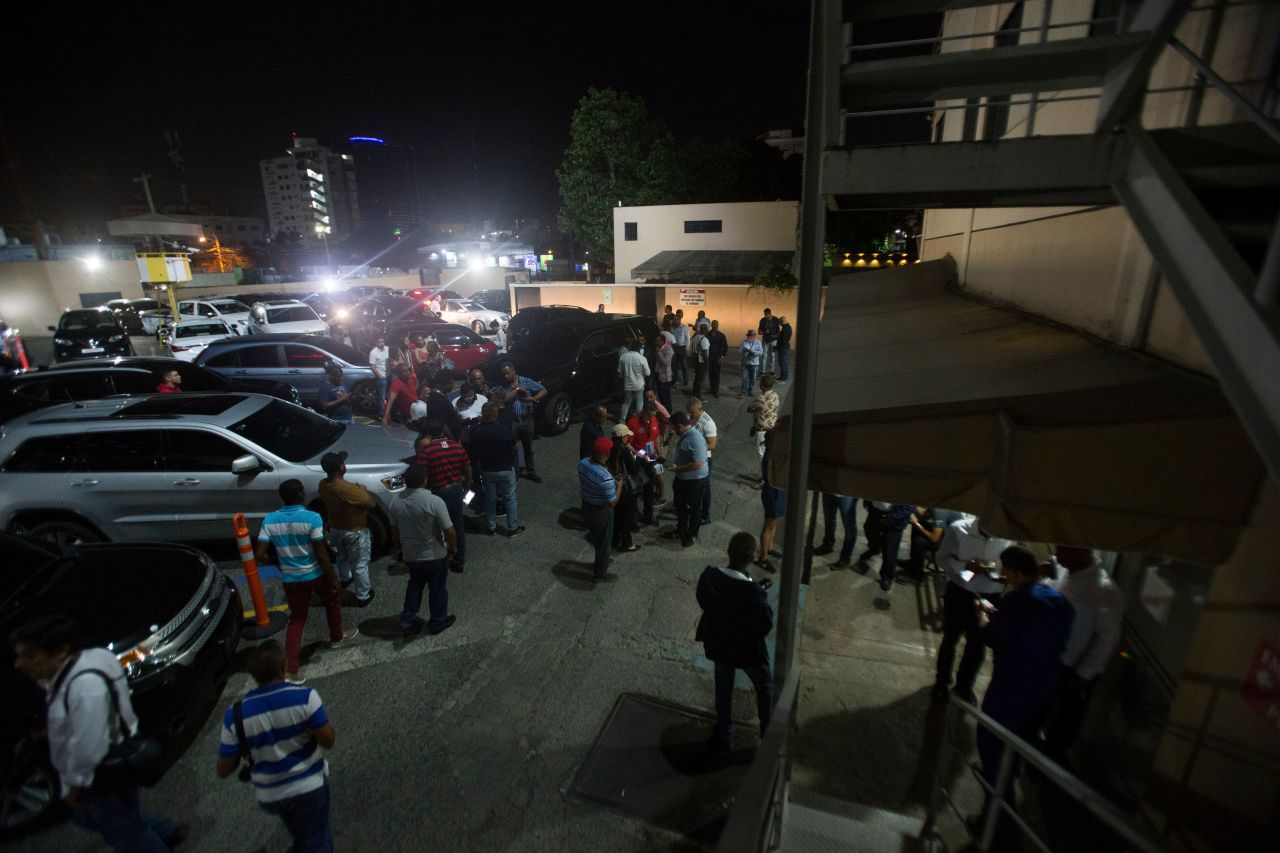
left=879, top=575, right=893, bottom=592
left=329, top=627, right=360, bottom=649
left=508, top=525, right=527, bottom=538
left=285, top=671, right=307, bottom=685
left=354, top=588, right=376, bottom=607
left=681, top=537, right=697, bottom=548
left=427, top=614, right=457, bottom=635
left=812, top=543, right=834, bottom=556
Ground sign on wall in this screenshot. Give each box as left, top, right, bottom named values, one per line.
left=602, top=288, right=612, bottom=305
left=679, top=288, right=706, bottom=306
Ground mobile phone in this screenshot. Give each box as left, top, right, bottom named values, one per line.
left=464, top=490, right=475, bottom=504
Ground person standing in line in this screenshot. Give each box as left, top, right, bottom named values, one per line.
left=687, top=398, right=717, bottom=526
left=871, top=503, right=914, bottom=592
left=739, top=330, right=763, bottom=397
left=607, top=423, right=643, bottom=553
left=694, top=309, right=711, bottom=332
left=470, top=402, right=523, bottom=537
left=414, top=419, right=472, bottom=573
left=747, top=373, right=780, bottom=463
left=696, top=532, right=774, bottom=755
left=689, top=323, right=711, bottom=398
left=627, top=401, right=663, bottom=525
left=813, top=493, right=857, bottom=567
left=579, top=404, right=608, bottom=459
left=579, top=436, right=621, bottom=582
left=318, top=451, right=376, bottom=607
left=497, top=362, right=546, bottom=483
left=757, top=308, right=780, bottom=375
left=776, top=316, right=793, bottom=382
left=706, top=319, right=728, bottom=398
left=662, top=304, right=676, bottom=328
left=618, top=339, right=650, bottom=421
left=416, top=371, right=463, bottom=440
left=381, top=363, right=418, bottom=428
left=665, top=411, right=708, bottom=547
left=257, top=479, right=358, bottom=683
left=490, top=319, right=507, bottom=354
left=316, top=365, right=353, bottom=424
left=931, top=516, right=1014, bottom=704
left=454, top=382, right=487, bottom=502
left=671, top=314, right=690, bottom=387
left=655, top=335, right=675, bottom=413
left=368, top=336, right=390, bottom=409
left=390, top=465, right=459, bottom=635
left=155, top=368, right=182, bottom=393
left=13, top=615, right=183, bottom=853
left=215, top=640, right=336, bottom=853
left=898, top=506, right=949, bottom=584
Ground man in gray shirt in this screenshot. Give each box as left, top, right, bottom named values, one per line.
left=390, top=466, right=458, bottom=637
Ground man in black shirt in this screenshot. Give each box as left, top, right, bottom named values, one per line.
left=776, top=317, right=793, bottom=382
left=579, top=405, right=608, bottom=459
left=706, top=320, right=729, bottom=398
left=470, top=403, right=523, bottom=536
left=757, top=308, right=781, bottom=375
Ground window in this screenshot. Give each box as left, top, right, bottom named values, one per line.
left=624, top=222, right=638, bottom=241
left=683, top=220, right=722, bottom=234
left=74, top=431, right=162, bottom=472
left=268, top=306, right=320, bottom=324
left=177, top=323, right=228, bottom=338
left=203, top=350, right=240, bottom=368
left=580, top=326, right=632, bottom=358
left=48, top=374, right=115, bottom=402
left=197, top=304, right=218, bottom=318
left=164, top=430, right=247, bottom=472
left=238, top=345, right=282, bottom=368
left=3, top=436, right=77, bottom=473
left=284, top=345, right=329, bottom=368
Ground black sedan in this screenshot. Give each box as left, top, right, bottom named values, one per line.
left=48, top=309, right=134, bottom=362
left=0, top=534, right=241, bottom=838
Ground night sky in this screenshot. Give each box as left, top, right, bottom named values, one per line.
left=2, top=2, right=819, bottom=238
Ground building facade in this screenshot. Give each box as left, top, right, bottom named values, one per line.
left=334, top=136, right=422, bottom=239
left=260, top=137, right=359, bottom=241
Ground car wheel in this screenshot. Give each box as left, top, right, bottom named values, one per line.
left=542, top=392, right=572, bottom=435
left=0, top=760, right=62, bottom=840
left=351, top=380, right=380, bottom=415
left=471, top=319, right=484, bottom=334
left=27, top=519, right=103, bottom=546
left=367, top=512, right=389, bottom=558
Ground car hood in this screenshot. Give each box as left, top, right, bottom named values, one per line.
left=303, top=423, right=415, bottom=471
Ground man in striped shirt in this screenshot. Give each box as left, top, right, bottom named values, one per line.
left=497, top=362, right=546, bottom=483
left=256, top=480, right=358, bottom=683
left=216, top=640, right=337, bottom=853
left=579, top=436, right=620, bottom=583
left=414, top=419, right=472, bottom=573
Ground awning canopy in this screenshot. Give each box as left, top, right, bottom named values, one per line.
left=631, top=250, right=794, bottom=283
left=768, top=260, right=1267, bottom=564
left=106, top=213, right=206, bottom=239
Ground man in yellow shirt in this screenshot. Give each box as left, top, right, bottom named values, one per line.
left=318, top=451, right=377, bottom=606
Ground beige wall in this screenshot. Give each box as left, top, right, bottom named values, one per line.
left=515, top=284, right=638, bottom=315
left=0, top=260, right=144, bottom=332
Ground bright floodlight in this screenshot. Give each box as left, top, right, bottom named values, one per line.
left=322, top=277, right=339, bottom=292
left=83, top=255, right=103, bottom=271
left=469, top=258, right=484, bottom=271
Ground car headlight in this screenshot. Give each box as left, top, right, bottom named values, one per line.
left=109, top=333, right=126, bottom=342
left=53, top=337, right=72, bottom=346
left=380, top=472, right=405, bottom=491
left=335, top=308, right=349, bottom=320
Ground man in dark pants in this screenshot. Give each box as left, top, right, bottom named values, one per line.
left=579, top=404, right=608, bottom=459
left=665, top=411, right=708, bottom=547
left=874, top=504, right=914, bottom=592
left=776, top=316, right=792, bottom=381
left=414, top=419, right=471, bottom=573
left=579, top=436, right=620, bottom=582
left=497, top=362, right=546, bottom=483
left=696, top=531, right=774, bottom=754
left=932, top=516, right=1014, bottom=703
left=390, top=465, right=458, bottom=635
left=706, top=319, right=728, bottom=398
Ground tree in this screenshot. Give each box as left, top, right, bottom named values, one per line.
left=748, top=261, right=798, bottom=295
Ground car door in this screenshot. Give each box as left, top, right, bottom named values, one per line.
left=221, top=343, right=285, bottom=386
left=576, top=327, right=630, bottom=407
left=283, top=344, right=330, bottom=402
left=69, top=429, right=173, bottom=540
left=163, top=427, right=279, bottom=539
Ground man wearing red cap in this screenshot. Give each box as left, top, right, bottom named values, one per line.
left=578, top=436, right=620, bottom=583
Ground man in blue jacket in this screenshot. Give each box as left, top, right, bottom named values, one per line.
left=696, top=532, right=774, bottom=754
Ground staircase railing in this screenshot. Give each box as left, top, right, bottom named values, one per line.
left=921, top=697, right=1166, bottom=853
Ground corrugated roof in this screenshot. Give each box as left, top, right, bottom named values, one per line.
left=630, top=250, right=794, bottom=282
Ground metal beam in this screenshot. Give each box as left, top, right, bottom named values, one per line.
left=844, top=0, right=997, bottom=23
left=1115, top=125, right=1280, bottom=483
left=1095, top=0, right=1195, bottom=131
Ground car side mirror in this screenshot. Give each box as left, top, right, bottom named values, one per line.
left=231, top=454, right=260, bottom=474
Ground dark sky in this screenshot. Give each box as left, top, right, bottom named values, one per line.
left=2, top=2, right=814, bottom=237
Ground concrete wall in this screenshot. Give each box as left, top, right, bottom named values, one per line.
left=0, top=260, right=144, bottom=332
left=612, top=200, right=799, bottom=283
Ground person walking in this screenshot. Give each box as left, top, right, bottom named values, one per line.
left=155, top=369, right=182, bottom=394
left=706, top=320, right=728, bottom=398
left=579, top=436, right=620, bottom=582
left=688, top=398, right=718, bottom=525
left=414, top=419, right=472, bottom=573
left=776, top=316, right=792, bottom=382
left=757, top=308, right=780, bottom=375
left=579, top=404, right=608, bottom=459
left=390, top=465, right=459, bottom=635
left=257, top=479, right=358, bottom=683
left=689, top=324, right=711, bottom=398
left=497, top=362, right=546, bottom=482
left=608, top=423, right=643, bottom=553
left=618, top=339, right=650, bottom=421
left=13, top=615, right=183, bottom=853
left=318, top=451, right=376, bottom=606
left=655, top=336, right=675, bottom=413
left=316, top=365, right=353, bottom=424
left=470, top=402, right=523, bottom=536
left=739, top=330, right=763, bottom=397
left=665, top=411, right=708, bottom=547
left=368, top=336, right=390, bottom=409
left=696, top=532, right=774, bottom=755
left=215, top=640, right=336, bottom=853
left=671, top=315, right=690, bottom=387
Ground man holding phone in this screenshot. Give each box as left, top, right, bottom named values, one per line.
left=497, top=362, right=547, bottom=483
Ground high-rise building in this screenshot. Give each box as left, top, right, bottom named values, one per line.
left=260, top=136, right=359, bottom=241
left=334, top=136, right=422, bottom=240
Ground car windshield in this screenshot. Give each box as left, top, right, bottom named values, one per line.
left=226, top=399, right=343, bottom=462
left=210, top=300, right=249, bottom=313
left=60, top=311, right=118, bottom=331
left=267, top=306, right=318, bottom=323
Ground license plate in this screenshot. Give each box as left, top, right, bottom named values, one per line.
left=82, top=347, right=104, bottom=353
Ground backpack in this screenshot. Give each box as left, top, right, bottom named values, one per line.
left=57, top=661, right=165, bottom=789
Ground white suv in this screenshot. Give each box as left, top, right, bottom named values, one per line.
left=248, top=301, right=328, bottom=335
left=176, top=298, right=252, bottom=335
left=166, top=318, right=237, bottom=362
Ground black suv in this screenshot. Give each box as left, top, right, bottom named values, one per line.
left=505, top=305, right=592, bottom=354
left=48, top=309, right=134, bottom=362
left=476, top=313, right=662, bottom=434
left=0, top=357, right=300, bottom=423
left=347, top=295, right=447, bottom=352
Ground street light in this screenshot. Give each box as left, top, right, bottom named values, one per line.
left=82, top=255, right=103, bottom=271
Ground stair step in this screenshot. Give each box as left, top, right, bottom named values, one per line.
left=780, top=788, right=925, bottom=853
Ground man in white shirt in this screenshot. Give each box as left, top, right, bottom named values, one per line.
left=368, top=336, right=390, bottom=409
left=932, top=516, right=1014, bottom=704
left=671, top=315, right=690, bottom=387
left=13, top=615, right=181, bottom=852
left=490, top=319, right=507, bottom=354
left=617, top=339, right=651, bottom=421
left=689, top=326, right=711, bottom=398
left=1042, top=546, right=1124, bottom=761
left=687, top=397, right=717, bottom=525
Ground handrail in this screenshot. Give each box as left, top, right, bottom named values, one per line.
left=1167, top=36, right=1280, bottom=147
left=922, top=698, right=1166, bottom=853
left=714, top=663, right=802, bottom=853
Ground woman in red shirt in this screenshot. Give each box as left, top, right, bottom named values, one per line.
left=381, top=363, right=419, bottom=427
left=627, top=401, right=665, bottom=521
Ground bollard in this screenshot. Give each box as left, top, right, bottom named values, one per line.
left=234, top=513, right=287, bottom=639
left=13, top=332, right=29, bottom=371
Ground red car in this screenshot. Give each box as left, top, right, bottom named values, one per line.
left=426, top=323, right=497, bottom=370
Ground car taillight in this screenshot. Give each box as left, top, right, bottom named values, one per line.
left=170, top=344, right=188, bottom=352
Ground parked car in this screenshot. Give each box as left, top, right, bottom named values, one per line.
left=139, top=307, right=171, bottom=337
left=0, top=357, right=300, bottom=424
left=48, top=309, right=134, bottom=362
left=195, top=333, right=381, bottom=413
left=0, top=533, right=241, bottom=838
left=470, top=288, right=512, bottom=314
left=437, top=299, right=511, bottom=335
left=166, top=318, right=238, bottom=362
left=426, top=324, right=499, bottom=371
left=505, top=305, right=592, bottom=353
left=0, top=393, right=410, bottom=553
left=302, top=291, right=359, bottom=328
left=176, top=298, right=252, bottom=335
left=104, top=298, right=160, bottom=334
left=476, top=313, right=661, bottom=434
left=346, top=295, right=447, bottom=354
left=248, top=300, right=328, bottom=335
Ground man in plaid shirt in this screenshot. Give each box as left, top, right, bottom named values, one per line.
left=414, top=420, right=472, bottom=573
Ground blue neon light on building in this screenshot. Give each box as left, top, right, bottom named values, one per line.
left=348, top=136, right=386, bottom=145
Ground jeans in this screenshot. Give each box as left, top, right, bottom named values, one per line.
left=879, top=524, right=907, bottom=586
left=713, top=661, right=773, bottom=744
left=330, top=527, right=371, bottom=600
left=657, top=380, right=674, bottom=414
left=762, top=340, right=777, bottom=374
left=582, top=503, right=613, bottom=577
left=375, top=376, right=388, bottom=409
left=283, top=577, right=345, bottom=674
left=619, top=388, right=644, bottom=421
left=482, top=468, right=518, bottom=532
left=691, top=360, right=707, bottom=397
left=820, top=494, right=856, bottom=561
left=740, top=363, right=758, bottom=396
left=778, top=348, right=789, bottom=381
left=935, top=582, right=998, bottom=696
left=513, top=419, right=537, bottom=475
left=401, top=557, right=449, bottom=630
left=709, top=359, right=722, bottom=396
left=71, top=784, right=174, bottom=853
left=673, top=348, right=688, bottom=384
left=259, top=780, right=334, bottom=853
left=674, top=477, right=705, bottom=541
left=436, top=482, right=467, bottom=565
left=701, top=456, right=713, bottom=523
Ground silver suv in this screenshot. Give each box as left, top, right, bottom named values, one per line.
left=0, top=393, right=412, bottom=552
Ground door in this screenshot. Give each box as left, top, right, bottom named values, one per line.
left=163, top=428, right=278, bottom=539
left=636, top=287, right=662, bottom=323
left=577, top=326, right=632, bottom=407
left=70, top=429, right=172, bottom=540
left=283, top=344, right=331, bottom=402
left=217, top=344, right=284, bottom=386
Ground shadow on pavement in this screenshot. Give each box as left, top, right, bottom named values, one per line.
left=559, top=506, right=587, bottom=530
left=550, top=560, right=598, bottom=590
